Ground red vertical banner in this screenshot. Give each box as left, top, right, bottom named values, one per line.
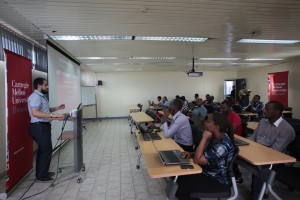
left=268, top=71, right=289, bottom=107
left=5, top=50, right=33, bottom=192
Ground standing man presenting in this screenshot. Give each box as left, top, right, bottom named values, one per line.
left=27, top=78, right=65, bottom=182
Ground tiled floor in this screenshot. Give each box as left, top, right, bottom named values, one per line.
left=3, top=118, right=300, bottom=200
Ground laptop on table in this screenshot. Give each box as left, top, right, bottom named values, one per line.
left=234, top=138, right=250, bottom=146
left=151, top=139, right=190, bottom=165
left=139, top=123, right=161, bottom=141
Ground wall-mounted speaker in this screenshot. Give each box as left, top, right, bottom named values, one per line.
left=97, top=80, right=103, bottom=85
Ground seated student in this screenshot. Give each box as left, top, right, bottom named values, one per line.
left=220, top=100, right=243, bottom=183
left=180, top=96, right=189, bottom=115
left=152, top=96, right=163, bottom=107
left=220, top=101, right=242, bottom=136
left=191, top=98, right=207, bottom=121
left=244, top=95, right=264, bottom=120
left=162, top=96, right=169, bottom=108
left=192, top=93, right=200, bottom=104
left=189, top=99, right=207, bottom=131
left=249, top=101, right=295, bottom=200
left=176, top=113, right=235, bottom=200
left=203, top=94, right=211, bottom=105
left=160, top=99, right=193, bottom=151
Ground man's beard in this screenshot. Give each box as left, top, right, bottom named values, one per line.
left=41, top=89, right=48, bottom=94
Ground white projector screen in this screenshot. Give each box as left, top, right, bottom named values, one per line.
left=47, top=42, right=81, bottom=147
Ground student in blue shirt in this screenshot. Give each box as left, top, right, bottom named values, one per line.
left=162, top=96, right=169, bottom=108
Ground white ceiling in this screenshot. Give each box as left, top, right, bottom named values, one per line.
left=1, top=0, right=300, bottom=72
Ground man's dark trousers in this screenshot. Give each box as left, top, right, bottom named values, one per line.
left=29, top=123, right=52, bottom=180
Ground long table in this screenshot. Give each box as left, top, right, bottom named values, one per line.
left=129, top=112, right=154, bottom=133
left=136, top=131, right=202, bottom=199
left=234, top=135, right=296, bottom=200
left=247, top=121, right=258, bottom=131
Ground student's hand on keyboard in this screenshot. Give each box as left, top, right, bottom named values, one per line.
left=148, top=122, right=155, bottom=129
left=182, top=152, right=191, bottom=159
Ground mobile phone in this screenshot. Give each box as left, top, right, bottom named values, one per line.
left=180, top=164, right=194, bottom=169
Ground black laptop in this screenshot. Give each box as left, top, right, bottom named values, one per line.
left=151, top=141, right=190, bottom=165
left=234, top=138, right=250, bottom=146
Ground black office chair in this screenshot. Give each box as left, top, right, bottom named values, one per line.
left=189, top=147, right=239, bottom=200
left=204, top=104, right=214, bottom=114
left=191, top=124, right=202, bottom=151
left=283, top=107, right=293, bottom=118
left=275, top=134, right=300, bottom=192
left=241, top=122, right=248, bottom=137
left=137, top=103, right=143, bottom=112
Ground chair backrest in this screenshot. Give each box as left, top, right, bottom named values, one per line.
left=284, top=107, right=293, bottom=111
left=137, top=103, right=143, bottom=112
left=227, top=146, right=239, bottom=200
left=228, top=146, right=239, bottom=178
left=232, top=104, right=242, bottom=113
left=241, top=122, right=248, bottom=137
left=191, top=124, right=202, bottom=151
left=204, top=104, right=214, bottom=113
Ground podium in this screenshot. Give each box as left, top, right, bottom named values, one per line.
left=58, top=108, right=85, bottom=182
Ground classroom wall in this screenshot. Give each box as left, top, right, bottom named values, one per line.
left=94, top=71, right=238, bottom=117
left=237, top=59, right=300, bottom=119
left=0, top=61, right=6, bottom=174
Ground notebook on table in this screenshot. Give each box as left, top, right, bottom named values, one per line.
left=234, top=138, right=250, bottom=146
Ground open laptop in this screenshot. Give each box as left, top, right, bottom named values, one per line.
left=152, top=140, right=190, bottom=165
left=139, top=123, right=161, bottom=141
left=234, top=138, right=250, bottom=146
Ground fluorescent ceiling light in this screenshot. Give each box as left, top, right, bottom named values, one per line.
left=87, top=62, right=170, bottom=66
left=190, top=63, right=222, bottom=66
left=114, top=69, right=143, bottom=71
left=132, top=62, right=170, bottom=65
left=238, top=39, right=300, bottom=44
left=79, top=56, right=175, bottom=60
left=51, top=36, right=132, bottom=40
left=230, top=63, right=263, bottom=65
left=78, top=57, right=120, bottom=60
left=198, top=58, right=240, bottom=61
left=134, top=36, right=208, bottom=42
left=50, top=35, right=208, bottom=42
left=245, top=58, right=283, bottom=61
left=129, top=57, right=176, bottom=60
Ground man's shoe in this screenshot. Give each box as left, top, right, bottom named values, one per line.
left=235, top=176, right=243, bottom=183
left=36, top=176, right=53, bottom=183
left=48, top=172, right=55, bottom=177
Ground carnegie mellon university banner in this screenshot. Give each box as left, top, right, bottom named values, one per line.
left=5, top=50, right=33, bottom=192
left=268, top=71, right=289, bottom=107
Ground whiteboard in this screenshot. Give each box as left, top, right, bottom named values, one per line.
left=81, top=86, right=96, bottom=105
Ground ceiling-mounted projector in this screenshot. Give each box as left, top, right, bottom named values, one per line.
left=187, top=71, right=203, bottom=77
left=186, top=58, right=203, bottom=77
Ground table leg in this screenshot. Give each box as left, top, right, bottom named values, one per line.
left=165, top=176, right=178, bottom=200
left=136, top=152, right=142, bottom=169
left=235, top=159, right=281, bottom=200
